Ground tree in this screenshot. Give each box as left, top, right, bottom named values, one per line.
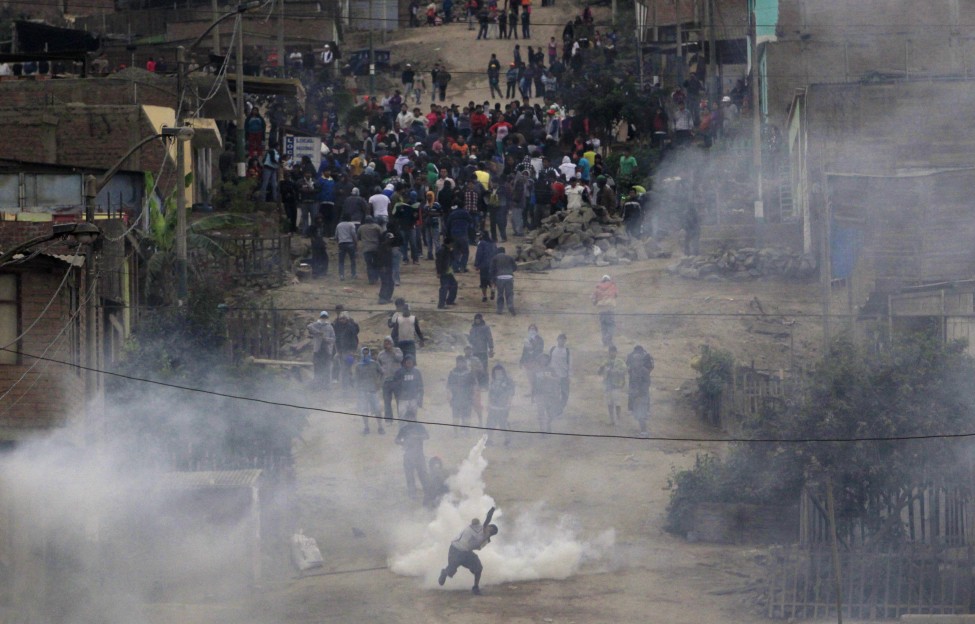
left=668, top=335, right=975, bottom=544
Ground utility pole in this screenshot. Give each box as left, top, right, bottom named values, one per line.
left=176, top=46, right=189, bottom=305
left=277, top=0, right=285, bottom=76
left=750, top=4, right=763, bottom=221
left=825, top=475, right=844, bottom=624
left=368, top=0, right=376, bottom=98
left=83, top=175, right=98, bottom=446
left=211, top=0, right=221, bottom=55
left=675, top=0, right=683, bottom=84
left=236, top=13, right=246, bottom=175
left=706, top=0, right=717, bottom=101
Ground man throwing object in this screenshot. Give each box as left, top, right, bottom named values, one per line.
left=438, top=507, right=498, bottom=594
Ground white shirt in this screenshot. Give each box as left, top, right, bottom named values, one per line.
left=558, top=162, right=577, bottom=180
left=369, top=193, right=390, bottom=218
left=565, top=185, right=585, bottom=210
left=397, top=111, right=416, bottom=129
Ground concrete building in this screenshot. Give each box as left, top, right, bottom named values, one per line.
left=756, top=0, right=975, bottom=128
left=786, top=79, right=975, bottom=327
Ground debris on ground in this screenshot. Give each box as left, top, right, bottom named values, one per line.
left=667, top=247, right=817, bottom=281
left=514, top=205, right=671, bottom=271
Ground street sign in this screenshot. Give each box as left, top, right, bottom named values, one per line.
left=284, top=135, right=322, bottom=170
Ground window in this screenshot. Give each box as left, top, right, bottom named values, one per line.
left=0, top=274, right=18, bottom=364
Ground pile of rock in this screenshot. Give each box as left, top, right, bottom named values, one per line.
left=668, top=247, right=817, bottom=281
left=515, top=205, right=671, bottom=271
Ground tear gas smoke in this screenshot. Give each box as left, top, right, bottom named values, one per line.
left=388, top=436, right=615, bottom=589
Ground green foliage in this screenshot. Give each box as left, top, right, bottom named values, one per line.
left=211, top=178, right=259, bottom=213
left=668, top=335, right=975, bottom=543
left=143, top=171, right=255, bottom=304
left=692, top=347, right=734, bottom=398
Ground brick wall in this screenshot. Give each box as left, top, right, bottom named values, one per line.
left=0, top=262, right=86, bottom=434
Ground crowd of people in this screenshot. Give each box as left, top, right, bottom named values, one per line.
left=302, top=271, right=655, bottom=513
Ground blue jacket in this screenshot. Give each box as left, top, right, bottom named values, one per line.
left=473, top=239, right=497, bottom=270
left=317, top=176, right=336, bottom=202
left=445, top=207, right=474, bottom=239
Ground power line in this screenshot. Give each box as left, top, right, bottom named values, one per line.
left=2, top=345, right=971, bottom=445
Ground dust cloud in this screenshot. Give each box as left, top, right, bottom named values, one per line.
left=388, top=436, right=615, bottom=589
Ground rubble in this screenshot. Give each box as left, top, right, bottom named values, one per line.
left=667, top=247, right=817, bottom=281
left=514, top=205, right=671, bottom=271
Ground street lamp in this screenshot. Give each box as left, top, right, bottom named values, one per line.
left=0, top=222, right=102, bottom=267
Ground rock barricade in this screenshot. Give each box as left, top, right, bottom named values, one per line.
left=668, top=247, right=817, bottom=281
left=514, top=205, right=670, bottom=271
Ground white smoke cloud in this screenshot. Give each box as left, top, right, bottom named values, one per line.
left=388, top=436, right=615, bottom=589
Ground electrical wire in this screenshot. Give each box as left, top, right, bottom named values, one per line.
left=1, top=344, right=970, bottom=445
left=0, top=252, right=80, bottom=351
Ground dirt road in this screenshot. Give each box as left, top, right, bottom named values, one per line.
left=145, top=4, right=828, bottom=621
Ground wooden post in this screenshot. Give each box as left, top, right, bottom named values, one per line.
left=826, top=476, right=844, bottom=624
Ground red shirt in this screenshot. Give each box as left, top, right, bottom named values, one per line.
left=471, top=112, right=490, bottom=133
left=550, top=181, right=565, bottom=205
left=380, top=154, right=397, bottom=173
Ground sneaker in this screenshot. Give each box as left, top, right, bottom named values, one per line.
left=509, top=308, right=517, bottom=316
left=438, top=305, right=447, bottom=309
left=481, top=296, right=487, bottom=302
left=438, top=569, right=447, bottom=586
left=490, top=291, right=495, bottom=300
left=471, top=586, right=481, bottom=595
left=340, top=276, right=345, bottom=281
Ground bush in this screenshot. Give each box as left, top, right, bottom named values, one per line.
left=212, top=178, right=258, bottom=213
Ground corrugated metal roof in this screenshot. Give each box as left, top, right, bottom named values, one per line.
left=159, top=469, right=263, bottom=489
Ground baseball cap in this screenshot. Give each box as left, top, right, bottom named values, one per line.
left=320, top=311, right=329, bottom=318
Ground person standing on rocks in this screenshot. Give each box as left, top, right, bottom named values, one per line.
left=591, top=274, right=619, bottom=348
left=598, top=345, right=628, bottom=426
left=489, top=246, right=517, bottom=315
left=626, top=345, right=654, bottom=437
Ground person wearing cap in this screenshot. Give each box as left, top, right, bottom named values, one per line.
left=307, top=311, right=336, bottom=389
left=390, top=354, right=425, bottom=422
left=621, top=187, right=644, bottom=239
left=353, top=347, right=385, bottom=434
left=438, top=507, right=498, bottom=594
left=592, top=275, right=619, bottom=348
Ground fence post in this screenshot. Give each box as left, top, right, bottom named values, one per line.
left=826, top=475, right=845, bottom=624
left=271, top=298, right=279, bottom=359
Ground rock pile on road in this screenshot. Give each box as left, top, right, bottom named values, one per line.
left=515, top=205, right=671, bottom=271
left=668, top=247, right=817, bottom=281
